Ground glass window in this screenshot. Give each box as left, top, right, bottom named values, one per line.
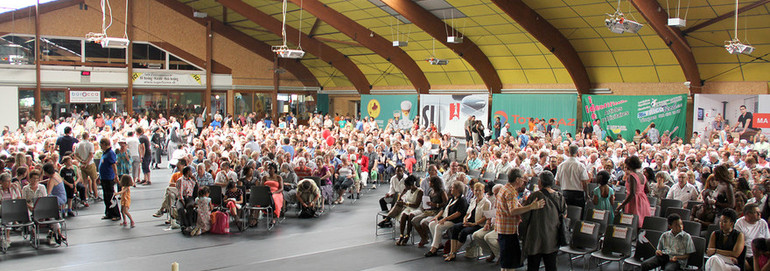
left=169, top=92, right=203, bottom=116
left=103, top=91, right=125, bottom=115
left=133, top=92, right=167, bottom=118
left=169, top=54, right=199, bottom=71
left=19, top=90, right=34, bottom=123
left=234, top=92, right=272, bottom=118
left=1, top=35, right=34, bottom=64
left=40, top=38, right=82, bottom=62
left=132, top=43, right=165, bottom=69
left=85, top=41, right=126, bottom=64
left=211, top=93, right=227, bottom=117
left=42, top=91, right=65, bottom=119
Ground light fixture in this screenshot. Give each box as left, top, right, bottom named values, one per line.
left=666, top=0, right=688, bottom=27
left=99, top=37, right=130, bottom=49
left=392, top=41, right=408, bottom=47
left=605, top=0, right=643, bottom=34
left=446, top=36, right=463, bottom=44
left=193, top=11, right=208, bottom=18
left=85, top=0, right=130, bottom=49
left=724, top=0, right=755, bottom=55
left=427, top=57, right=448, bottom=65
left=215, top=95, right=221, bottom=100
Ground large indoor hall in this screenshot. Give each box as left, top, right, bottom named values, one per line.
left=1, top=0, right=770, bottom=270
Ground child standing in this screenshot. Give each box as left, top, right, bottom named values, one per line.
left=116, top=175, right=135, bottom=228
left=192, top=186, right=212, bottom=236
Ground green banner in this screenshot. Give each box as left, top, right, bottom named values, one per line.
left=360, top=95, right=418, bottom=130
left=316, top=94, right=329, bottom=114
left=491, top=94, right=578, bottom=138
left=582, top=94, right=687, bottom=141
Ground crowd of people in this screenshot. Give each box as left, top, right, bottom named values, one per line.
left=3, top=107, right=770, bottom=271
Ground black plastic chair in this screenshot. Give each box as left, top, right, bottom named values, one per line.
left=613, top=213, right=639, bottom=239
left=585, top=209, right=610, bottom=235
left=641, top=216, right=668, bottom=232
left=685, top=200, right=702, bottom=212
left=208, top=185, right=224, bottom=209
left=589, top=225, right=634, bottom=270
left=33, top=196, right=67, bottom=248
left=567, top=205, right=583, bottom=230
left=682, top=220, right=702, bottom=236
left=624, top=230, right=664, bottom=269
left=665, top=207, right=692, bottom=221
left=648, top=196, right=659, bottom=207
left=1, top=199, right=36, bottom=251
left=559, top=221, right=602, bottom=271
left=685, top=236, right=707, bottom=270
left=241, top=185, right=274, bottom=231
left=614, top=192, right=627, bottom=204
left=659, top=199, right=683, bottom=218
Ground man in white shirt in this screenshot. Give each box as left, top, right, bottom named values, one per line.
left=747, top=184, right=767, bottom=215
left=556, top=145, right=590, bottom=211
left=215, top=162, right=238, bottom=187
left=377, top=165, right=407, bottom=227
left=666, top=172, right=699, bottom=206
left=73, top=132, right=98, bottom=201
left=735, top=203, right=770, bottom=269
left=126, top=131, right=142, bottom=182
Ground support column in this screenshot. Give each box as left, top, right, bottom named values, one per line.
left=272, top=55, right=279, bottom=119
left=204, top=19, right=213, bottom=120
left=126, top=0, right=134, bottom=114
left=34, top=0, right=41, bottom=120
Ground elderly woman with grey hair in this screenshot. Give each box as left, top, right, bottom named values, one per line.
left=519, top=171, right=566, bottom=271
left=651, top=171, right=673, bottom=204
left=281, top=163, right=299, bottom=205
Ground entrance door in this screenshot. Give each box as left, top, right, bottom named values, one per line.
left=211, top=92, right=227, bottom=119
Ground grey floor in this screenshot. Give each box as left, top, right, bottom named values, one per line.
left=0, top=157, right=624, bottom=271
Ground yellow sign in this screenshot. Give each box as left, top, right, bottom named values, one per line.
left=131, top=72, right=142, bottom=82
left=191, top=74, right=202, bottom=85
left=367, top=99, right=381, bottom=118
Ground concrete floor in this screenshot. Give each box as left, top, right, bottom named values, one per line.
left=0, top=157, right=624, bottom=271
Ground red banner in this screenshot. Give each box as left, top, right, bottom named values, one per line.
left=753, top=113, right=770, bottom=128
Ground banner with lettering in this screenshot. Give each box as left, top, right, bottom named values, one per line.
left=582, top=94, right=687, bottom=140
left=491, top=94, right=578, bottom=138
left=132, top=72, right=204, bottom=86
left=420, top=94, right=489, bottom=137
left=359, top=95, right=418, bottom=130
left=693, top=94, right=770, bottom=136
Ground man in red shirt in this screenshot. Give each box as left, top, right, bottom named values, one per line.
left=294, top=158, right=313, bottom=177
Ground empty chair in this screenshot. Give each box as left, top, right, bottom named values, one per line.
left=208, top=185, right=224, bottom=208
left=648, top=196, right=659, bottom=207
left=585, top=209, right=610, bottom=235
left=567, top=205, right=583, bottom=230
left=682, top=220, right=701, bottom=236
left=685, top=236, right=707, bottom=270
left=33, top=196, right=67, bottom=248
left=624, top=230, right=665, bottom=269
left=642, top=216, right=669, bottom=232
left=665, top=208, right=692, bottom=221
left=659, top=199, right=683, bottom=218
left=685, top=200, right=702, bottom=212
left=1, top=199, right=36, bottom=250
left=481, top=172, right=496, bottom=183
left=589, top=225, right=634, bottom=270
left=614, top=192, right=627, bottom=204
left=613, top=213, right=639, bottom=240
left=559, top=221, right=602, bottom=271
left=241, top=185, right=275, bottom=231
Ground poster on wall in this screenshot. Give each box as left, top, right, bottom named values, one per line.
left=132, top=72, right=204, bottom=86
left=490, top=94, right=578, bottom=138
left=582, top=94, right=687, bottom=141
left=359, top=95, right=418, bottom=130
left=420, top=94, right=489, bottom=137
left=69, top=90, right=101, bottom=103
left=693, top=94, right=770, bottom=139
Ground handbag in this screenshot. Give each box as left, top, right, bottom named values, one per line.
left=544, top=192, right=570, bottom=246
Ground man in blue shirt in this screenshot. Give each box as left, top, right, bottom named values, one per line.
left=99, top=138, right=121, bottom=221
left=281, top=138, right=295, bottom=158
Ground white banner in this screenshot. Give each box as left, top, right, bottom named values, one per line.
left=69, top=90, right=101, bottom=103
left=132, top=72, right=203, bottom=86
left=419, top=94, right=489, bottom=137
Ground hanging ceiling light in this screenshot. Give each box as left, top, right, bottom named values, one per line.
left=605, top=0, right=643, bottom=34
left=666, top=0, right=689, bottom=27
left=724, top=0, right=754, bottom=55
left=85, top=0, right=130, bottom=49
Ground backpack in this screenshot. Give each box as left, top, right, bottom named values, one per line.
left=209, top=211, right=230, bottom=234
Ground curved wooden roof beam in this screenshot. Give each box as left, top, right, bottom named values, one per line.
left=491, top=0, right=591, bottom=94
left=156, top=0, right=319, bottom=87
left=216, top=0, right=370, bottom=94
left=380, top=0, right=502, bottom=93
left=629, top=0, right=702, bottom=92
left=286, top=0, right=430, bottom=94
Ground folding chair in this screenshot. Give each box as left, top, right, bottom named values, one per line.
left=659, top=199, right=683, bottom=218
left=648, top=196, right=658, bottom=207
left=559, top=221, right=601, bottom=271
left=585, top=209, right=610, bottom=236
left=589, top=225, right=634, bottom=270
left=241, top=185, right=274, bottom=231
left=613, top=213, right=638, bottom=240
left=684, top=236, right=707, bottom=270
left=567, top=205, right=583, bottom=230
left=682, top=220, right=701, bottom=236
left=208, top=185, right=224, bottom=210
left=33, top=196, right=67, bottom=248
left=624, top=230, right=664, bottom=270
left=641, top=216, right=668, bottom=232
left=1, top=199, right=36, bottom=251
left=614, top=192, right=627, bottom=204
left=685, top=200, right=702, bottom=212
left=468, top=170, right=481, bottom=180
left=481, top=172, right=496, bottom=183
left=665, top=207, right=692, bottom=221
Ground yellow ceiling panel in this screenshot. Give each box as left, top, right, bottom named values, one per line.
left=552, top=68, right=574, bottom=84
left=620, top=67, right=659, bottom=83
left=483, top=24, right=525, bottom=35
left=648, top=50, right=679, bottom=65
left=509, top=43, right=547, bottom=56
left=489, top=56, right=523, bottom=69
left=692, top=47, right=741, bottom=64
left=699, top=64, right=745, bottom=81
left=637, top=35, right=670, bottom=50
left=325, top=1, right=360, bottom=13
left=571, top=38, right=611, bottom=52
left=612, top=51, right=653, bottom=66
left=742, top=63, right=770, bottom=81
left=579, top=52, right=620, bottom=67
left=566, top=29, right=602, bottom=40
left=383, top=74, right=410, bottom=87
left=425, top=73, right=452, bottom=85
left=457, top=5, right=497, bottom=17
left=445, top=72, right=477, bottom=85
left=523, top=0, right=571, bottom=9
left=603, top=36, right=650, bottom=51
left=497, top=33, right=537, bottom=44
left=570, top=3, right=614, bottom=17
left=524, top=69, right=557, bottom=84
left=497, top=70, right=529, bottom=84
left=516, top=55, right=552, bottom=69
left=534, top=6, right=576, bottom=19
left=548, top=18, right=590, bottom=30
left=587, top=67, right=623, bottom=83
left=471, top=14, right=509, bottom=25
left=482, top=45, right=513, bottom=57
left=654, top=66, right=687, bottom=83
left=543, top=55, right=565, bottom=68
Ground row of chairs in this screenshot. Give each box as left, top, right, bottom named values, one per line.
left=1, top=197, right=68, bottom=253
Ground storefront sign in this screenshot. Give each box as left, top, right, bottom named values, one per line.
left=582, top=94, right=687, bottom=140
left=132, top=72, right=203, bottom=86
left=491, top=94, right=577, bottom=138
left=420, top=94, right=489, bottom=137
left=360, top=95, right=418, bottom=130
left=69, top=90, right=101, bottom=103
